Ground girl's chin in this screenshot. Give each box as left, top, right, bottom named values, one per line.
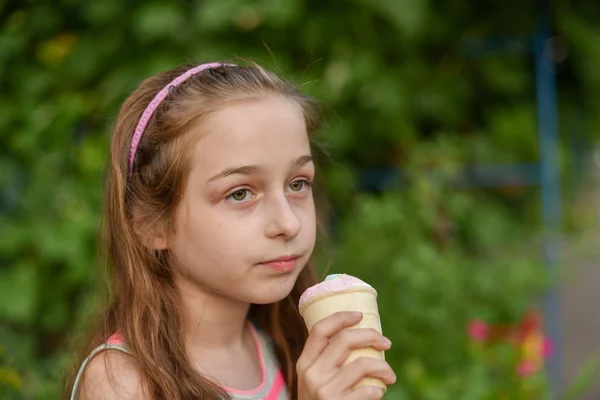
left=246, top=279, right=297, bottom=305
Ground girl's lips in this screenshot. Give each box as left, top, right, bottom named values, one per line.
left=260, top=255, right=300, bottom=273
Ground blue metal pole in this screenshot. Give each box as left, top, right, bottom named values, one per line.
left=533, top=0, right=563, bottom=396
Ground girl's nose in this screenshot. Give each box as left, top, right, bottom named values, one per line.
left=264, top=195, right=301, bottom=240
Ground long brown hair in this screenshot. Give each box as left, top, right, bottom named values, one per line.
left=65, top=63, right=322, bottom=399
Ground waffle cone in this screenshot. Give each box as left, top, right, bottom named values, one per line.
left=299, top=287, right=386, bottom=390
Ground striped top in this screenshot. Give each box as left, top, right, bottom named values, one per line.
left=70, top=324, right=289, bottom=400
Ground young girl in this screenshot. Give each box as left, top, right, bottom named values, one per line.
left=67, top=62, right=396, bottom=400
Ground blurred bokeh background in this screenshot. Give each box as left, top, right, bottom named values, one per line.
left=2, top=0, right=600, bottom=398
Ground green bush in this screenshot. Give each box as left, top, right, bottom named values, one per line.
left=318, top=139, right=551, bottom=399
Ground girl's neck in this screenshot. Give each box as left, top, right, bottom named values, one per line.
left=175, top=277, right=264, bottom=390
left=177, top=277, right=252, bottom=350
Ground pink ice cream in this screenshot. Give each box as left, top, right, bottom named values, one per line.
left=297, top=273, right=385, bottom=390
left=298, top=274, right=376, bottom=311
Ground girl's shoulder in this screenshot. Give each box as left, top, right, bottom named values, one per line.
left=78, top=349, right=147, bottom=400
left=70, top=336, right=148, bottom=400
left=71, top=327, right=286, bottom=400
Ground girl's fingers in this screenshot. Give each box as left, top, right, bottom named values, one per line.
left=320, top=357, right=395, bottom=397
left=296, top=311, right=363, bottom=374
left=341, top=385, right=386, bottom=400
left=313, top=328, right=391, bottom=373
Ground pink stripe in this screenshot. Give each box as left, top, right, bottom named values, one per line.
left=222, top=323, right=267, bottom=395
left=263, top=369, right=286, bottom=400
left=107, top=333, right=125, bottom=345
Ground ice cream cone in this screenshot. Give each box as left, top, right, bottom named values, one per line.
left=299, top=275, right=386, bottom=390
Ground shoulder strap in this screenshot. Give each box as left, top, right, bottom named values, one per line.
left=250, top=326, right=289, bottom=399
left=69, top=342, right=130, bottom=400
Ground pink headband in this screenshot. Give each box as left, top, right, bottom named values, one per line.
left=128, top=62, right=234, bottom=176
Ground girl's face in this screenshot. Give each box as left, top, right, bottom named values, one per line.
left=165, top=95, right=317, bottom=305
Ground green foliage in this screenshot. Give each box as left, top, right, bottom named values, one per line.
left=1, top=0, right=598, bottom=398
left=0, top=347, right=23, bottom=399
left=562, top=355, right=600, bottom=400
left=321, top=140, right=550, bottom=398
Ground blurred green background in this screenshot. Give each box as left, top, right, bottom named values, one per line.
left=2, top=0, right=600, bottom=398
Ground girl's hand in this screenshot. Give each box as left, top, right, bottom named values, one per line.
left=296, top=311, right=396, bottom=400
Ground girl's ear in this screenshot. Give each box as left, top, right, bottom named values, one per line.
left=152, top=228, right=169, bottom=250
left=131, top=209, right=169, bottom=250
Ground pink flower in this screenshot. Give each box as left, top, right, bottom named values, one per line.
left=516, top=359, right=539, bottom=377
left=542, top=338, right=553, bottom=358
left=467, top=319, right=489, bottom=342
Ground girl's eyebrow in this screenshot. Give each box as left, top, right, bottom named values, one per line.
left=207, top=155, right=313, bottom=183
left=295, top=155, right=314, bottom=167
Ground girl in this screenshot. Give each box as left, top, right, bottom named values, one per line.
left=67, top=62, right=396, bottom=400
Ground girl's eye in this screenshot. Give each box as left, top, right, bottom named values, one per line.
left=289, top=179, right=310, bottom=192
left=227, top=189, right=250, bottom=202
